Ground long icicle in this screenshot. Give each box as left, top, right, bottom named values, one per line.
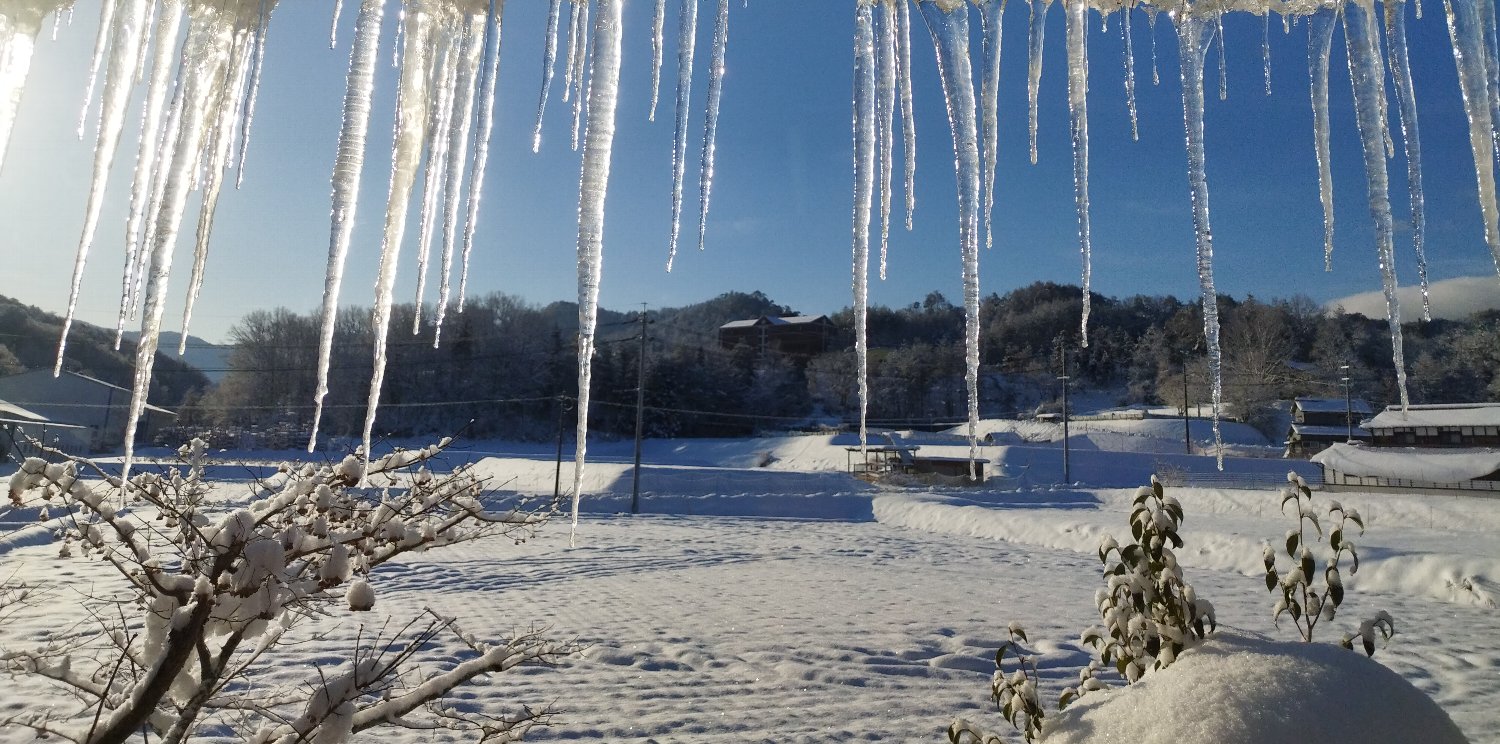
left=361, top=6, right=435, bottom=469
left=1309, top=7, right=1337, bottom=270
left=1123, top=2, right=1139, bottom=140
left=330, top=0, right=344, bottom=48
left=1065, top=0, right=1092, bottom=347
left=233, top=0, right=270, bottom=188
left=876, top=0, right=897, bottom=279
left=411, top=37, right=459, bottom=333
left=533, top=0, right=562, bottom=152
left=650, top=0, right=665, bottom=121
left=1175, top=12, right=1225, bottom=468
left=123, top=5, right=235, bottom=482
left=853, top=1, right=876, bottom=450
left=571, top=0, right=626, bottom=544
left=697, top=0, right=730, bottom=251
left=1262, top=11, right=1272, bottom=94
left=309, top=0, right=384, bottom=452
left=665, top=0, right=699, bottom=270
left=0, top=4, right=54, bottom=177
left=455, top=2, right=504, bottom=313
left=978, top=0, right=1004, bottom=251
left=896, top=0, right=917, bottom=230
left=917, top=0, right=982, bottom=479
left=570, top=0, right=590, bottom=151
left=1384, top=0, right=1431, bottom=320
left=56, top=0, right=151, bottom=376
left=1345, top=1, right=1411, bottom=410
left=433, top=13, right=485, bottom=347
left=1444, top=0, right=1500, bottom=281
left=1027, top=0, right=1050, bottom=164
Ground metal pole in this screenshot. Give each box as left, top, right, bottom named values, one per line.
left=553, top=396, right=567, bottom=501
left=1059, top=348, right=1071, bottom=484
left=1182, top=359, right=1192, bottom=454
left=1350, top=364, right=1362, bottom=441
left=631, top=307, right=648, bottom=514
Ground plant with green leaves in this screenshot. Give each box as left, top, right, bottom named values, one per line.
left=1265, top=471, right=1365, bottom=643
left=1081, top=476, right=1216, bottom=685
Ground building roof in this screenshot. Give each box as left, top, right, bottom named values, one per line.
left=1364, top=402, right=1500, bottom=430
left=1294, top=397, right=1373, bottom=415
left=1289, top=423, right=1370, bottom=439
left=719, top=314, right=832, bottom=330
left=0, top=369, right=176, bottom=416
left=1313, top=442, right=1500, bottom=483
left=0, top=398, right=49, bottom=423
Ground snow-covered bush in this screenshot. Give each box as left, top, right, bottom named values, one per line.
left=1267, top=471, right=1394, bottom=656
left=1, top=439, right=566, bottom=744
left=951, top=476, right=1214, bottom=744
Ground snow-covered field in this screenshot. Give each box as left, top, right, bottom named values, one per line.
left=2, top=430, right=1496, bottom=742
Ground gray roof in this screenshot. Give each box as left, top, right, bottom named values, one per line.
left=1295, top=397, right=1373, bottom=415
left=719, top=314, right=831, bottom=330
left=1365, top=402, right=1500, bottom=430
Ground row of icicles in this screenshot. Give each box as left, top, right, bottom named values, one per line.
left=0, top=0, right=1497, bottom=532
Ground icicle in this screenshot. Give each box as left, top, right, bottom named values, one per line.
left=234, top=3, right=270, bottom=188
left=181, top=32, right=254, bottom=354
left=569, top=0, right=589, bottom=152
left=650, top=0, right=665, bottom=121
left=77, top=0, right=120, bottom=140
left=455, top=6, right=503, bottom=313
left=1065, top=0, right=1092, bottom=347
left=1344, top=1, right=1411, bottom=410
left=1123, top=2, right=1139, bottom=140
left=129, top=24, right=192, bottom=338
left=896, top=0, right=917, bottom=230
left=433, top=14, right=485, bottom=347
left=1445, top=0, right=1500, bottom=281
left=1216, top=11, right=1227, bottom=101
left=916, top=0, right=982, bottom=479
left=532, top=0, right=562, bottom=152
left=1384, top=0, right=1431, bottom=320
left=1308, top=7, right=1336, bottom=271
left=665, top=0, right=699, bottom=270
left=0, top=4, right=53, bottom=177
left=310, top=0, right=385, bottom=451
left=1027, top=0, right=1050, bottom=164
left=1147, top=7, right=1159, bottom=85
left=877, top=0, right=898, bottom=279
left=123, top=4, right=238, bottom=481
left=361, top=7, right=435, bottom=471
left=571, top=0, right=626, bottom=544
left=1480, top=0, right=1500, bottom=152
left=697, top=0, right=730, bottom=251
left=133, top=0, right=156, bottom=84
left=563, top=0, right=581, bottom=102
left=1175, top=13, right=1225, bottom=468
left=1262, top=11, right=1272, bottom=95
left=56, top=0, right=151, bottom=376
left=411, top=39, right=459, bottom=333
left=978, top=0, right=1004, bottom=252
left=330, top=0, right=344, bottom=48
left=853, top=1, right=876, bottom=449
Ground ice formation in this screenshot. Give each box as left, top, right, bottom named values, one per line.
left=3, top=0, right=1497, bottom=499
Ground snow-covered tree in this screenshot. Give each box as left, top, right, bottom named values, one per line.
left=2, top=439, right=565, bottom=743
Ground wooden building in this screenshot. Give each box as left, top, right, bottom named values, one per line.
left=1284, top=397, right=1372, bottom=457
left=1362, top=402, right=1500, bottom=448
left=719, top=315, right=836, bottom=357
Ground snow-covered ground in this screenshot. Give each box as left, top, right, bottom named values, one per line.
left=2, top=429, right=1496, bottom=742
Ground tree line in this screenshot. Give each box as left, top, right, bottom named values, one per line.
left=177, top=284, right=1498, bottom=443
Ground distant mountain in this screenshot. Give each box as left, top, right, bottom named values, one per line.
left=120, top=330, right=232, bottom=384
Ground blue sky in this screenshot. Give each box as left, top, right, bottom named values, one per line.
left=1, top=0, right=1496, bottom=344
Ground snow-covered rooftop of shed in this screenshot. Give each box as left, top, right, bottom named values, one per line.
left=1289, top=424, right=1369, bottom=438
left=719, top=315, right=831, bottom=329
left=1312, top=442, right=1500, bottom=483
left=1295, top=397, right=1373, bottom=415
left=1365, top=403, right=1500, bottom=430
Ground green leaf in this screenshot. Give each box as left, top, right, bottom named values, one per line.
left=1168, top=532, right=1183, bottom=549
left=1013, top=627, right=1029, bottom=643
left=1265, top=570, right=1278, bottom=591
left=1059, top=689, right=1078, bottom=710
left=1363, top=635, right=1375, bottom=656
left=1289, top=601, right=1302, bottom=622
left=1330, top=528, right=1342, bottom=551
left=1349, top=546, right=1359, bottom=575
left=1301, top=552, right=1316, bottom=582
left=1329, top=581, right=1344, bottom=606
left=1153, top=480, right=1164, bottom=500
left=1285, top=531, right=1300, bottom=557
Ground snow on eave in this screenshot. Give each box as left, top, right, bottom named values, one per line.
left=1295, top=397, right=1374, bottom=415
left=1312, top=442, right=1500, bottom=483
left=1365, top=402, right=1500, bottom=430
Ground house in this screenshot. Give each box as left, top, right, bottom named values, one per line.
left=1313, top=441, right=1500, bottom=492
left=718, top=315, right=836, bottom=357
left=1284, top=397, right=1373, bottom=458
left=1362, top=402, right=1500, bottom=448
left=0, top=370, right=176, bottom=452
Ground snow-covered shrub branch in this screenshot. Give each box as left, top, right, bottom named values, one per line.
left=1, top=438, right=564, bottom=744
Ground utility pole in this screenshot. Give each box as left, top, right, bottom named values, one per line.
left=553, top=395, right=570, bottom=501
left=1182, top=358, right=1192, bottom=454
left=1340, top=363, right=1353, bottom=442
left=1058, top=346, right=1071, bottom=484
left=631, top=306, right=649, bottom=515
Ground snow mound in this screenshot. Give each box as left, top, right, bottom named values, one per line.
left=1043, top=630, right=1469, bottom=744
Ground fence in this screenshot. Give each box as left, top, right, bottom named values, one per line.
left=1322, top=470, right=1500, bottom=494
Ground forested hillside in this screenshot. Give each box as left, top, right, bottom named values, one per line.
left=0, top=295, right=210, bottom=407
left=185, top=285, right=1499, bottom=443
